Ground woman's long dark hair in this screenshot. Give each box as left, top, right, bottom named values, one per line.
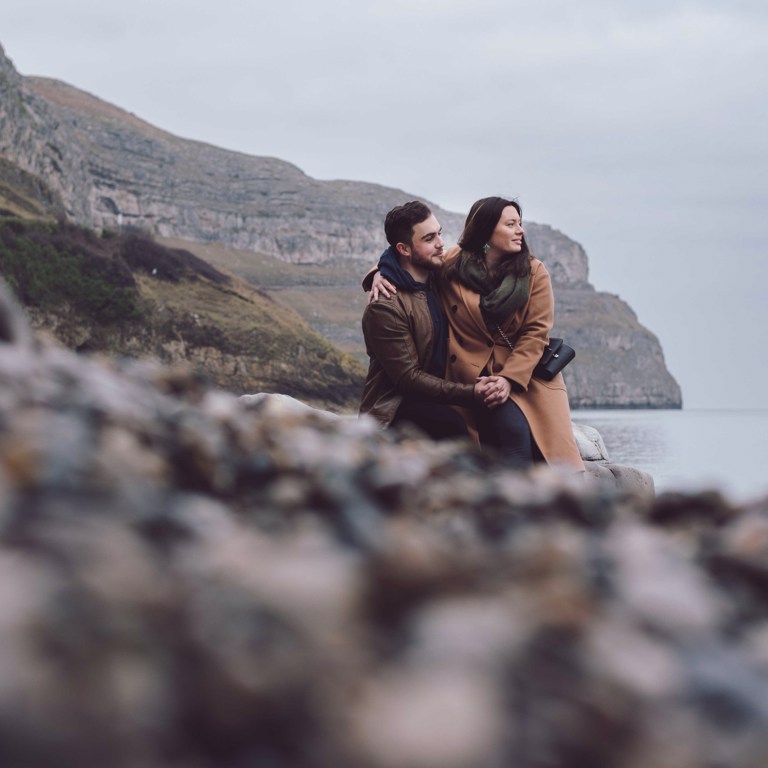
left=457, top=197, right=531, bottom=278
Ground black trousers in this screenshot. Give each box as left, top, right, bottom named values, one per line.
left=392, top=400, right=470, bottom=441
left=474, top=398, right=536, bottom=468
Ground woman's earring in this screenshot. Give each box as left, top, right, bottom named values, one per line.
left=483, top=244, right=490, bottom=255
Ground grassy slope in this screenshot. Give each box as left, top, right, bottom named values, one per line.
left=158, top=236, right=371, bottom=362
left=0, top=215, right=365, bottom=409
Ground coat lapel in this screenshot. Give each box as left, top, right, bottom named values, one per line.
left=458, top=280, right=490, bottom=340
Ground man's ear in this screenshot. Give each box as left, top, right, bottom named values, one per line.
left=395, top=242, right=411, bottom=258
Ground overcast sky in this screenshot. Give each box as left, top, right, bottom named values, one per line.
left=3, top=0, right=767, bottom=409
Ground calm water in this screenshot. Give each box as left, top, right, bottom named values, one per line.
left=572, top=409, right=768, bottom=502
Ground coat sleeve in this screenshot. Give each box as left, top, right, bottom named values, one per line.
left=362, top=265, right=379, bottom=291
left=362, top=300, right=476, bottom=405
left=497, top=263, right=553, bottom=390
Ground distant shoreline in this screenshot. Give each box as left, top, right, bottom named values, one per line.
left=571, top=403, right=683, bottom=411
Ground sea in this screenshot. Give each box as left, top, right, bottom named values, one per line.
left=571, top=409, right=768, bottom=503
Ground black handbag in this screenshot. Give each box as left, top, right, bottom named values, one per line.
left=532, top=337, right=575, bottom=380
left=496, top=327, right=575, bottom=381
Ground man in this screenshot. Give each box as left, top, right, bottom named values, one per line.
left=359, top=201, right=499, bottom=439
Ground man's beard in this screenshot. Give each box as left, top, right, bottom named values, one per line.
left=413, top=251, right=443, bottom=271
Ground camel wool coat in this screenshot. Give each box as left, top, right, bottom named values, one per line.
left=439, top=246, right=584, bottom=471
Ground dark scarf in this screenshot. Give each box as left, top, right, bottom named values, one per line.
left=378, top=247, right=448, bottom=377
left=453, top=250, right=530, bottom=330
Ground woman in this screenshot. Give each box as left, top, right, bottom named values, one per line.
left=373, top=196, right=583, bottom=471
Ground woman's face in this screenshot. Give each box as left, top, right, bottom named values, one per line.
left=488, top=205, right=524, bottom=255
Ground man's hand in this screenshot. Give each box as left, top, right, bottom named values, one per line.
left=368, top=272, right=397, bottom=304
left=475, top=375, right=512, bottom=408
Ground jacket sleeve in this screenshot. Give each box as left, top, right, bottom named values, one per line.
left=497, top=263, right=553, bottom=390
left=362, top=299, right=476, bottom=405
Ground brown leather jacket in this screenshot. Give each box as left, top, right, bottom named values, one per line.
left=359, top=287, right=475, bottom=427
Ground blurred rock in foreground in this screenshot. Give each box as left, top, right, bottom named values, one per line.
left=241, top=392, right=657, bottom=498
left=0, top=279, right=767, bottom=768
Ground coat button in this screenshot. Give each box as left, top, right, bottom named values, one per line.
left=451, top=305, right=458, bottom=313
left=456, top=334, right=463, bottom=346
left=450, top=354, right=457, bottom=363
left=486, top=339, right=493, bottom=347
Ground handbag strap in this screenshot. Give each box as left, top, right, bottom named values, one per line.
left=497, top=327, right=562, bottom=357
left=495, top=325, right=515, bottom=351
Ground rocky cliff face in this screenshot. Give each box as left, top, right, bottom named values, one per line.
left=555, top=289, right=680, bottom=408
left=0, top=41, right=593, bottom=282
left=0, top=41, right=681, bottom=407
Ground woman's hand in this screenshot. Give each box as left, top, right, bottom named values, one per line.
left=475, top=375, right=512, bottom=408
left=368, top=272, right=397, bottom=304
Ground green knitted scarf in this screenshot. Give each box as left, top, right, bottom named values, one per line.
left=453, top=250, right=530, bottom=329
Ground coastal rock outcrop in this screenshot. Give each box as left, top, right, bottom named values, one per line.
left=0, top=54, right=593, bottom=279
left=555, top=288, right=681, bottom=408
left=0, top=275, right=766, bottom=767
left=0, top=40, right=681, bottom=408
left=240, top=392, right=656, bottom=497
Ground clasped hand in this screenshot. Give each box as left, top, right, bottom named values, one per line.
left=474, top=375, right=511, bottom=408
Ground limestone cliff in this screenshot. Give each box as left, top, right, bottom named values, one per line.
left=554, top=289, right=680, bottom=408
left=0, top=40, right=681, bottom=407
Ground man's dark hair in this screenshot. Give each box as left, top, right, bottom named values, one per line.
left=384, top=201, right=432, bottom=249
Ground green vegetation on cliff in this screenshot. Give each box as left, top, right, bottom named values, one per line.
left=0, top=215, right=365, bottom=409
left=0, top=218, right=141, bottom=324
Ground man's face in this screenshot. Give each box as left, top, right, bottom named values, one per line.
left=400, top=214, right=444, bottom=270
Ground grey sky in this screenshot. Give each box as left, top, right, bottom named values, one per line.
left=3, top=0, right=767, bottom=408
